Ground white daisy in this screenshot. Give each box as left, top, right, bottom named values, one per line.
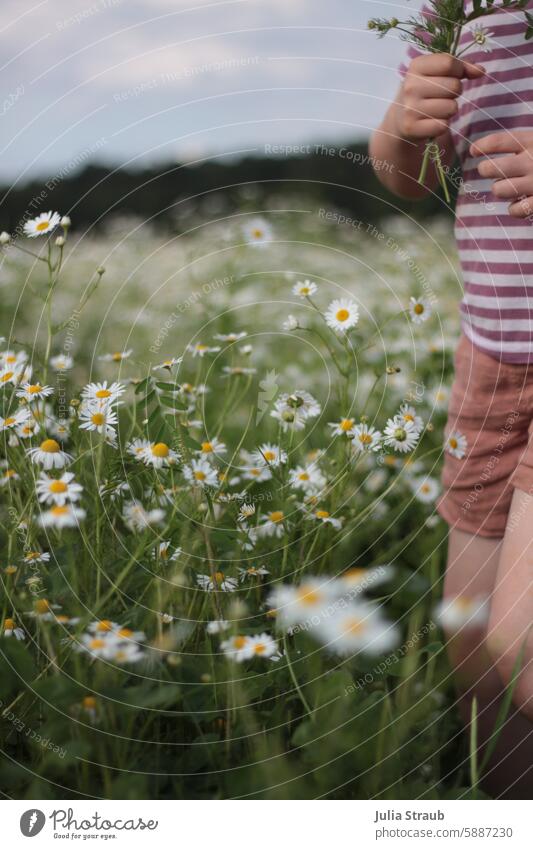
left=122, top=500, right=165, bottom=531
left=196, top=437, right=227, bottom=459
left=351, top=423, right=382, bottom=453
left=213, top=331, right=247, bottom=343
left=197, top=571, right=238, bottom=592
left=398, top=403, right=424, bottom=432
left=409, top=475, right=440, bottom=504
left=383, top=418, right=420, bottom=454
left=309, top=508, right=343, bottom=530
left=27, top=438, right=72, bottom=469
left=238, top=564, right=269, bottom=582
left=127, top=437, right=152, bottom=460
left=329, top=417, right=356, bottom=437
left=283, top=314, right=299, bottom=331
left=253, top=442, right=287, bottom=467
left=183, top=458, right=218, bottom=488
left=409, top=296, right=432, bottom=325
left=445, top=430, right=467, bottom=459
left=220, top=634, right=254, bottom=661
left=324, top=298, right=359, bottom=332
left=98, top=349, right=133, bottom=363
left=187, top=343, right=221, bottom=358
left=79, top=404, right=118, bottom=436
left=243, top=217, right=272, bottom=246
left=0, top=407, right=30, bottom=431
left=470, top=24, right=495, bottom=52
left=206, top=619, right=230, bottom=634
left=153, top=357, right=183, bottom=371
left=288, top=464, right=326, bottom=493
left=316, top=603, right=400, bottom=656
left=142, top=442, right=180, bottom=468
left=267, top=578, right=338, bottom=630
left=35, top=471, right=83, bottom=505
left=81, top=381, right=126, bottom=406
left=23, top=550, right=50, bottom=564
left=2, top=618, right=25, bottom=640
left=434, top=595, right=490, bottom=631
left=26, top=598, right=61, bottom=621
left=237, top=502, right=256, bottom=522
left=0, top=468, right=19, bottom=486
left=49, top=354, right=73, bottom=371
left=153, top=540, right=181, bottom=562
left=258, top=510, right=287, bottom=538
left=24, top=211, right=61, bottom=238
left=247, top=633, right=279, bottom=659
left=293, top=280, right=317, bottom=298
left=38, top=504, right=86, bottom=529
left=221, top=366, right=257, bottom=377
left=16, top=382, right=54, bottom=402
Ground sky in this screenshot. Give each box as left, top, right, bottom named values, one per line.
left=0, top=0, right=419, bottom=185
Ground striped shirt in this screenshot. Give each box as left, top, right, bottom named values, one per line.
left=399, top=2, right=533, bottom=362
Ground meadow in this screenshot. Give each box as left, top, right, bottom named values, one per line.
left=0, top=193, right=483, bottom=800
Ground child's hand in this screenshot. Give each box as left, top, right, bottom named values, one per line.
left=471, top=132, right=533, bottom=218
left=396, top=54, right=485, bottom=142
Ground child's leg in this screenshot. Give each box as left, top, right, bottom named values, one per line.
left=445, top=528, right=533, bottom=798
left=488, top=487, right=533, bottom=722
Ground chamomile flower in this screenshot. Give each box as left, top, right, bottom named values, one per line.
left=23, top=550, right=50, bottom=565
left=16, top=382, right=54, bottom=402
left=293, top=279, right=317, bottom=298
left=243, top=217, right=272, bottom=246
left=197, top=571, right=238, bottom=592
left=27, top=598, right=61, bottom=620
left=409, top=475, right=440, bottom=504
left=213, top=331, right=247, bottom=343
left=271, top=390, right=321, bottom=432
left=220, top=634, right=254, bottom=661
left=183, top=459, right=218, bottom=488
left=49, top=354, right=73, bottom=371
left=35, top=471, right=83, bottom=505
left=329, top=417, right=356, bottom=437
left=221, top=366, right=257, bottom=377
left=24, top=211, right=61, bottom=238
left=288, top=464, right=326, bottom=493
left=445, top=430, right=467, bottom=459
left=127, top=437, right=151, bottom=459
left=0, top=468, right=19, bottom=486
left=434, top=595, right=490, bottom=631
left=470, top=24, right=495, bottom=52
left=351, top=423, right=382, bottom=453
left=398, top=403, right=424, bottom=432
left=153, top=540, right=181, bottom=562
left=267, top=578, right=338, bottom=630
left=2, top=618, right=25, bottom=640
left=38, top=504, right=86, bottom=529
left=196, top=437, right=227, bottom=459
left=253, top=443, right=287, bottom=467
left=238, top=564, right=269, bottom=582
left=79, top=404, right=118, bottom=436
left=122, top=501, right=165, bottom=531
left=98, top=349, right=133, bottom=363
left=247, top=633, right=279, bottom=659
left=409, top=296, right=432, bottom=324
left=316, top=603, right=400, bottom=656
left=237, top=502, right=256, bottom=522
left=240, top=456, right=272, bottom=482
left=258, top=509, right=287, bottom=538
left=0, top=369, right=18, bottom=387
left=0, top=349, right=28, bottom=370
left=283, top=314, right=299, bottom=331
left=153, top=357, right=183, bottom=371
left=142, top=442, right=180, bottom=468
left=206, top=619, right=230, bottom=634
left=81, top=381, right=126, bottom=406
left=309, top=508, right=343, bottom=529
left=383, top=418, right=420, bottom=454
left=429, top=385, right=449, bottom=411
left=324, top=298, right=359, bottom=332
left=0, top=407, right=30, bottom=431
left=27, top=438, right=72, bottom=469
left=187, top=343, right=221, bottom=358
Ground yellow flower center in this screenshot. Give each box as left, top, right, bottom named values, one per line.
left=112, top=352, right=123, bottom=361
left=300, top=286, right=310, bottom=295
left=413, top=303, right=424, bottom=315
left=28, top=384, right=42, bottom=394
left=4, top=417, right=16, bottom=426
left=201, top=442, right=213, bottom=453
left=40, top=439, right=60, bottom=453
left=91, top=412, right=105, bottom=426
left=36, top=220, right=51, bottom=232
left=194, top=471, right=206, bottom=481
left=249, top=468, right=260, bottom=476
left=358, top=433, right=373, bottom=444
left=336, top=309, right=350, bottom=322
left=316, top=510, right=330, bottom=519
left=214, top=571, right=225, bottom=584
left=269, top=511, right=284, bottom=523
left=263, top=450, right=276, bottom=461
left=83, top=696, right=97, bottom=709
left=1, top=371, right=14, bottom=383
left=5, top=469, right=16, bottom=477
left=26, top=551, right=41, bottom=561
left=51, top=506, right=69, bottom=516
left=5, top=565, right=17, bottom=574
left=90, top=638, right=106, bottom=650
left=343, top=568, right=365, bottom=582
left=95, top=389, right=111, bottom=398
left=344, top=618, right=366, bottom=636
left=35, top=599, right=51, bottom=614
left=49, top=480, right=68, bottom=493
left=117, top=628, right=133, bottom=638
left=254, top=642, right=266, bottom=655
left=298, top=472, right=310, bottom=481
left=340, top=419, right=354, bottom=431
left=152, top=442, right=170, bottom=458
left=5, top=356, right=17, bottom=364
left=252, top=228, right=263, bottom=239
left=97, top=620, right=113, bottom=632
left=296, top=586, right=321, bottom=606
left=233, top=635, right=247, bottom=649
left=449, top=438, right=458, bottom=449
left=403, top=413, right=414, bottom=422
left=4, top=618, right=15, bottom=630
left=195, top=344, right=207, bottom=352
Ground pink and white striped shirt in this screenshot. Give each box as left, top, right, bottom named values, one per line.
left=399, top=2, right=533, bottom=363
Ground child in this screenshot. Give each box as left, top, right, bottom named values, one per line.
left=370, top=4, right=533, bottom=794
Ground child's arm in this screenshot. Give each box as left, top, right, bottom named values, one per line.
left=369, top=54, right=485, bottom=199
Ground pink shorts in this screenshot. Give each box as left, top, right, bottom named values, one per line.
left=438, top=334, right=533, bottom=538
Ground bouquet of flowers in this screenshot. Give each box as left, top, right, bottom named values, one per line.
left=369, top=0, right=533, bottom=201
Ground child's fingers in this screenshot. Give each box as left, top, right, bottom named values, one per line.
left=478, top=153, right=528, bottom=179
left=492, top=176, right=533, bottom=200
left=470, top=132, right=526, bottom=157
left=412, top=53, right=484, bottom=79
left=411, top=76, right=463, bottom=98
left=508, top=196, right=533, bottom=218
